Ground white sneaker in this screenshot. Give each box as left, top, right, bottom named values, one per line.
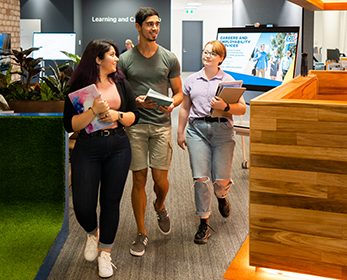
left=98, top=251, right=117, bottom=278
left=84, top=230, right=99, bottom=262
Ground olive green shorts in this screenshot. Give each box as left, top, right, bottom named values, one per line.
left=125, top=124, right=172, bottom=171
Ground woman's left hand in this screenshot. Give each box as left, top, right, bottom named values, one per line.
left=99, top=109, right=116, bottom=122
left=210, top=96, right=227, bottom=111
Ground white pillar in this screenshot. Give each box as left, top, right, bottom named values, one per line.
left=340, top=11, right=347, bottom=55
left=321, top=11, right=340, bottom=62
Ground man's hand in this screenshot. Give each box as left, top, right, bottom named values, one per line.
left=158, top=103, right=174, bottom=114
left=136, top=95, right=158, bottom=109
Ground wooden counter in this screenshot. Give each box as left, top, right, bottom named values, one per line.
left=249, top=70, right=347, bottom=279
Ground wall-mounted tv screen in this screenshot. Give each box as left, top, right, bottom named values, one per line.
left=32, top=33, right=76, bottom=60
left=217, top=26, right=300, bottom=91
left=0, top=33, right=11, bottom=72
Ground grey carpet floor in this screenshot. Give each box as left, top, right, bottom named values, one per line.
left=47, top=96, right=250, bottom=280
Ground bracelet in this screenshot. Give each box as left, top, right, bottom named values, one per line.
left=89, top=107, right=96, bottom=115
left=118, top=111, right=123, bottom=120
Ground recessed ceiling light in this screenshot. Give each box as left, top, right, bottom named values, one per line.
left=187, top=2, right=202, bottom=6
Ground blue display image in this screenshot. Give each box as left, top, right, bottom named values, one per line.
left=217, top=26, right=300, bottom=91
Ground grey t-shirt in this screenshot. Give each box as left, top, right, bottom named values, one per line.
left=118, top=45, right=181, bottom=126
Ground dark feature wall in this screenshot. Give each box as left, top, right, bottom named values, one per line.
left=20, top=0, right=74, bottom=32
left=20, top=0, right=171, bottom=56
left=73, top=0, right=83, bottom=55
left=82, top=0, right=171, bottom=52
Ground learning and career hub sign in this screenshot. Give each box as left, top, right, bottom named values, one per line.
left=91, top=16, right=136, bottom=23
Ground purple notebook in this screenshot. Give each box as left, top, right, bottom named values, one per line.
left=68, top=84, right=113, bottom=133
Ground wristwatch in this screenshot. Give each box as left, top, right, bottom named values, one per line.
left=224, top=103, right=230, bottom=112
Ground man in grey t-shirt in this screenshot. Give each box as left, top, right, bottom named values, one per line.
left=118, top=7, right=183, bottom=257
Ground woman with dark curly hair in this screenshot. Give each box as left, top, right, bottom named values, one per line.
left=63, top=39, right=139, bottom=277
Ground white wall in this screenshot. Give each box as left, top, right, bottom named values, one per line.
left=171, top=5, right=233, bottom=67
left=314, top=11, right=347, bottom=62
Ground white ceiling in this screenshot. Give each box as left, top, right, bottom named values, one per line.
left=171, top=0, right=232, bottom=10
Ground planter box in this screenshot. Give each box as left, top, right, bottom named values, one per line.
left=249, top=70, right=347, bottom=279
left=8, top=100, right=64, bottom=113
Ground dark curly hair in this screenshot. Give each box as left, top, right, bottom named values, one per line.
left=69, top=39, right=125, bottom=88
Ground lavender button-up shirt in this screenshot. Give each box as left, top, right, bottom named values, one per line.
left=183, top=68, right=235, bottom=126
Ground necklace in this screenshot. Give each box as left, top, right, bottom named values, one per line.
left=99, top=78, right=109, bottom=88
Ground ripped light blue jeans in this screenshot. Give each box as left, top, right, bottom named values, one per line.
left=186, top=120, right=236, bottom=217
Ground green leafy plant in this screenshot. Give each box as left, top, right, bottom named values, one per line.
left=0, top=48, right=75, bottom=101
left=0, top=65, right=41, bottom=101
left=1, top=47, right=43, bottom=88
left=41, top=61, right=70, bottom=100
left=59, top=51, right=81, bottom=68
left=0, top=47, right=44, bottom=101
left=40, top=61, right=70, bottom=101
left=38, top=80, right=54, bottom=101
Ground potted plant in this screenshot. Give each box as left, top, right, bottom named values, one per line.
left=0, top=47, right=43, bottom=102
left=59, top=51, right=81, bottom=68
left=0, top=48, right=74, bottom=113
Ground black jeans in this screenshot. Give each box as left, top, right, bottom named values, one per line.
left=71, top=129, right=131, bottom=248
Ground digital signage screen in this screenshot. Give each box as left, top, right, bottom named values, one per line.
left=32, top=33, right=76, bottom=60
left=217, top=26, right=300, bottom=91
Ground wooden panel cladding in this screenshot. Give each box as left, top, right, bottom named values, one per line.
left=286, top=0, right=324, bottom=10
left=253, top=74, right=318, bottom=102
left=286, top=0, right=347, bottom=11
left=324, top=2, right=347, bottom=10
left=310, top=70, right=347, bottom=96
left=249, top=71, right=347, bottom=279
